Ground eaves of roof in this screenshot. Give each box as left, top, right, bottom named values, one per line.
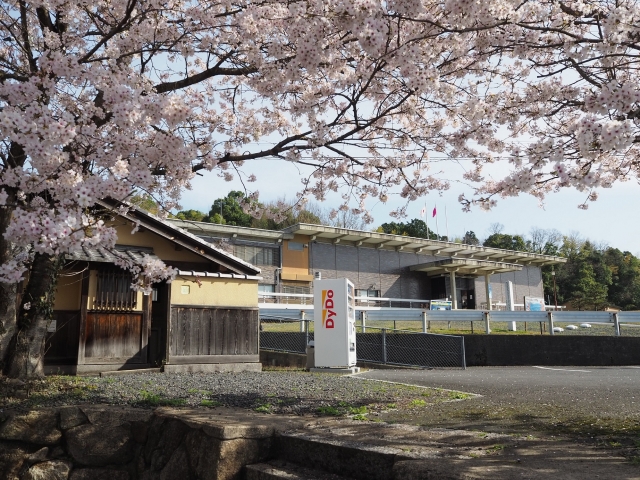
left=282, top=223, right=566, bottom=266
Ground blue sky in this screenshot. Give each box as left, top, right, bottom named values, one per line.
left=179, top=158, right=638, bottom=254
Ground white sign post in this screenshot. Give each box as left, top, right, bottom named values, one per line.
left=505, top=281, right=517, bottom=331
left=313, top=278, right=357, bottom=370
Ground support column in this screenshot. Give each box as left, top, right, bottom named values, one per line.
left=449, top=270, right=458, bottom=310
left=484, top=274, right=492, bottom=311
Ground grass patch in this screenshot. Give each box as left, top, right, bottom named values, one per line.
left=139, top=390, right=186, bottom=407
left=187, top=388, right=210, bottom=395
left=316, top=405, right=342, bottom=416
left=487, top=444, right=506, bottom=454
left=352, top=414, right=368, bottom=421
left=254, top=404, right=272, bottom=413
left=409, top=399, right=427, bottom=408
left=200, top=399, right=222, bottom=407
left=448, top=391, right=472, bottom=400
left=348, top=405, right=368, bottom=415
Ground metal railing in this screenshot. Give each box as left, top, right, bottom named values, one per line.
left=260, top=317, right=466, bottom=369
left=258, top=292, right=430, bottom=309
left=258, top=292, right=314, bottom=305
left=480, top=302, right=566, bottom=311
left=260, top=308, right=640, bottom=337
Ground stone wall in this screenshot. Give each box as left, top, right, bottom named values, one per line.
left=0, top=406, right=277, bottom=480
left=463, top=335, right=640, bottom=366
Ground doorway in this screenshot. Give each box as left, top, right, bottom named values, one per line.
left=148, top=282, right=170, bottom=367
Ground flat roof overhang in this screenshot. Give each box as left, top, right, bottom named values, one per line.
left=168, top=219, right=294, bottom=242
left=284, top=223, right=566, bottom=267
left=409, top=258, right=523, bottom=277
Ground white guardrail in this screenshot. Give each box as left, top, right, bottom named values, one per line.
left=259, top=296, right=640, bottom=335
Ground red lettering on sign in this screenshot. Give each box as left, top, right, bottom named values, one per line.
left=325, top=299, right=333, bottom=309
left=326, top=319, right=334, bottom=328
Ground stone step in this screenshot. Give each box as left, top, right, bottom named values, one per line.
left=245, top=460, right=354, bottom=480
left=273, top=433, right=399, bottom=480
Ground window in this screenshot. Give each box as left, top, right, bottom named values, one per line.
left=356, top=289, right=380, bottom=298
left=95, top=269, right=136, bottom=310
left=233, top=245, right=280, bottom=266
left=287, top=242, right=304, bottom=251
left=258, top=284, right=275, bottom=293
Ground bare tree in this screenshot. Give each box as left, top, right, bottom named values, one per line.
left=488, top=223, right=505, bottom=236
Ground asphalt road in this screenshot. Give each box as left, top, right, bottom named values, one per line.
left=356, top=366, right=640, bottom=433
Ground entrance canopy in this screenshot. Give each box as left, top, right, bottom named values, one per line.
left=409, top=258, right=523, bottom=277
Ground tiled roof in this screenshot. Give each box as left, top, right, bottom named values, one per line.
left=66, top=245, right=159, bottom=264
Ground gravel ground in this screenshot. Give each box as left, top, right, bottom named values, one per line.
left=0, top=371, right=467, bottom=417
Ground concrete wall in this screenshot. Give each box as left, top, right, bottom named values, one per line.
left=260, top=350, right=307, bottom=368
left=473, top=267, right=544, bottom=307
left=170, top=277, right=258, bottom=307
left=463, top=335, right=640, bottom=366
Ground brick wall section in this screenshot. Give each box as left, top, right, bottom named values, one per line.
left=357, top=247, right=381, bottom=291
left=259, top=265, right=277, bottom=285
left=379, top=250, right=402, bottom=297
left=311, top=242, right=438, bottom=300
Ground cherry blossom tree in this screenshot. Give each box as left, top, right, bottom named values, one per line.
left=1, top=0, right=640, bottom=376
left=439, top=1, right=640, bottom=210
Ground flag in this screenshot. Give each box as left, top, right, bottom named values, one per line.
left=432, top=207, right=437, bottom=217
left=420, top=206, right=426, bottom=218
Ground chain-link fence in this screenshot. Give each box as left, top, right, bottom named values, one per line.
left=355, top=326, right=465, bottom=368
left=259, top=317, right=466, bottom=369
left=260, top=316, right=312, bottom=353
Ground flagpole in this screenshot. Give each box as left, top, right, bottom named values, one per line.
left=435, top=204, right=440, bottom=240
left=445, top=205, right=449, bottom=241
left=424, top=202, right=429, bottom=239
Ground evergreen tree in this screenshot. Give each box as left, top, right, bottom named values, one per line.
left=209, top=191, right=253, bottom=227
left=175, top=209, right=208, bottom=222
left=483, top=233, right=527, bottom=251
left=462, top=231, right=479, bottom=245
left=378, top=219, right=439, bottom=239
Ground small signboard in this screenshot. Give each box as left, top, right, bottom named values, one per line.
left=524, top=296, right=546, bottom=312
left=430, top=300, right=453, bottom=310
left=47, top=320, right=57, bottom=333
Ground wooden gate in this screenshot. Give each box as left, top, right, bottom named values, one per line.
left=82, top=312, right=146, bottom=364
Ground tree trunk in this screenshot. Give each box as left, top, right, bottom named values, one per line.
left=0, top=205, right=18, bottom=373
left=0, top=144, right=28, bottom=374
left=6, top=252, right=63, bottom=378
